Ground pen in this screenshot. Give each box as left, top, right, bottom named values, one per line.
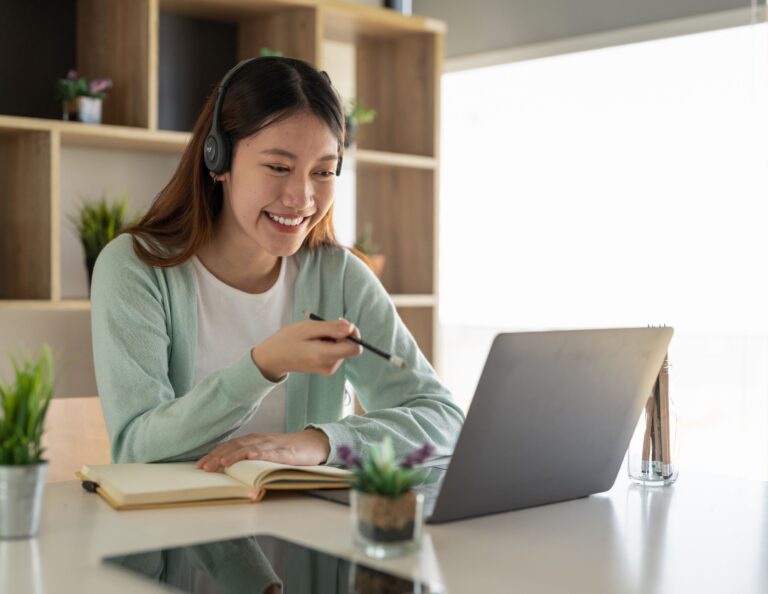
left=303, top=311, right=406, bottom=368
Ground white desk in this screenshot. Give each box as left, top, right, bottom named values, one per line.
left=2, top=471, right=767, bottom=593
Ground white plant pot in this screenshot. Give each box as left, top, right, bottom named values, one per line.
left=77, top=96, right=103, bottom=124
left=0, top=463, right=47, bottom=539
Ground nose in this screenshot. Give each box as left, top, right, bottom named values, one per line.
left=281, top=173, right=315, bottom=211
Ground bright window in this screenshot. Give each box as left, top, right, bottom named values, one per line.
left=439, top=24, right=768, bottom=480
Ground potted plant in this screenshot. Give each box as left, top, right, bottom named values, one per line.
left=344, top=99, right=376, bottom=148
left=55, top=69, right=113, bottom=124
left=69, top=194, right=132, bottom=288
left=353, top=223, right=386, bottom=278
left=0, top=346, right=55, bottom=539
left=259, top=47, right=283, bottom=57
left=338, top=437, right=434, bottom=559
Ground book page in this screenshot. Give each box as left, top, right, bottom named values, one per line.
left=224, top=460, right=352, bottom=488
left=81, top=463, right=253, bottom=506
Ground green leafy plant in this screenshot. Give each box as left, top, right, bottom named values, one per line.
left=344, top=99, right=377, bottom=148
left=259, top=47, right=284, bottom=57
left=55, top=69, right=113, bottom=102
left=337, top=437, right=435, bottom=497
left=0, top=346, right=55, bottom=465
left=346, top=99, right=377, bottom=126
left=354, top=223, right=380, bottom=256
left=69, top=194, right=132, bottom=283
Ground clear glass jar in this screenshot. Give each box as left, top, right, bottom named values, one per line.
left=627, top=355, right=679, bottom=486
left=350, top=490, right=424, bottom=559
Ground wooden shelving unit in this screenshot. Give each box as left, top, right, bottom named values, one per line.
left=0, top=0, right=444, bottom=366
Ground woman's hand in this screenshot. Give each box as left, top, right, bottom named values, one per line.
left=196, top=428, right=331, bottom=472
left=250, top=318, right=362, bottom=381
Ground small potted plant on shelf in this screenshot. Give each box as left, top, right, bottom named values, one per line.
left=55, top=69, right=113, bottom=124
left=259, top=47, right=283, bottom=57
left=344, top=99, right=376, bottom=148
left=353, top=223, right=386, bottom=279
left=0, top=346, right=55, bottom=539
left=69, top=194, right=132, bottom=288
left=338, top=437, right=434, bottom=559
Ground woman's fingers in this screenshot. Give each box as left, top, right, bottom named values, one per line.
left=198, top=456, right=222, bottom=472
left=301, top=319, right=357, bottom=340
left=319, top=339, right=363, bottom=359
left=199, top=431, right=328, bottom=470
left=197, top=435, right=269, bottom=471
left=220, top=446, right=256, bottom=467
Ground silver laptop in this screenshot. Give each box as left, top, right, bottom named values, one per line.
left=310, top=327, right=673, bottom=524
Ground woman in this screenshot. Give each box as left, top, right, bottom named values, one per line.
left=91, top=56, right=464, bottom=471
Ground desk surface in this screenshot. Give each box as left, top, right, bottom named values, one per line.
left=2, top=471, right=767, bottom=594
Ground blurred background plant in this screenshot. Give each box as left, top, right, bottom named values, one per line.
left=353, top=223, right=386, bottom=278
left=259, top=47, right=283, bottom=57
left=344, top=99, right=377, bottom=148
left=68, top=194, right=133, bottom=286
left=55, top=69, right=113, bottom=102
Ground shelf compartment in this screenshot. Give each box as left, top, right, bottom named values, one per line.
left=396, top=305, right=434, bottom=364
left=159, top=3, right=319, bottom=131
left=354, top=32, right=439, bottom=156
left=0, top=1, right=77, bottom=120
left=0, top=130, right=53, bottom=300
left=0, top=0, right=153, bottom=127
left=356, top=165, right=434, bottom=295
left=59, top=145, right=184, bottom=299
left=77, top=0, right=154, bottom=128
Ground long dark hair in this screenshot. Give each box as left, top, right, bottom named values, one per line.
left=126, top=57, right=346, bottom=267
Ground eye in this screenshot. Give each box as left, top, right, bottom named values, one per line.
left=265, top=165, right=290, bottom=173
left=314, top=170, right=336, bottom=178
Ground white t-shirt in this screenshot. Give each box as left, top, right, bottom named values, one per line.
left=191, top=255, right=298, bottom=436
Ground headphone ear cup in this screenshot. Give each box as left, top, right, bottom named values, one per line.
left=203, top=132, right=231, bottom=174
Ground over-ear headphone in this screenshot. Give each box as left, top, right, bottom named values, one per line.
left=203, top=57, right=343, bottom=177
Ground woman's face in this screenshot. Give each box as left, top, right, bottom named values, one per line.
left=218, top=111, right=339, bottom=258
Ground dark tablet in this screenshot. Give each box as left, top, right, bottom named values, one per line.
left=103, top=533, right=443, bottom=594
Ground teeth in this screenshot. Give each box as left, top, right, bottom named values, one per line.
left=267, top=212, right=304, bottom=226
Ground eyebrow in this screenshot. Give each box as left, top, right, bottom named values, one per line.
left=261, top=148, right=338, bottom=162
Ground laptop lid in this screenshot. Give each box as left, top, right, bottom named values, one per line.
left=427, top=327, right=673, bottom=524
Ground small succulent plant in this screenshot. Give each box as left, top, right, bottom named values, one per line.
left=338, top=437, right=435, bottom=497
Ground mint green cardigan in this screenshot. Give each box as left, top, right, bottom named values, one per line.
left=91, top=234, right=464, bottom=465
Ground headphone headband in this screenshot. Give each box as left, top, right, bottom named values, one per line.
left=203, top=57, right=343, bottom=177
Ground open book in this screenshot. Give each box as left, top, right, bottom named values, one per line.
left=78, top=461, right=352, bottom=511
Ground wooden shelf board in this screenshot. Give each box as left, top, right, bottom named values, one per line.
left=390, top=294, right=436, bottom=307
left=353, top=148, right=437, bottom=170
left=160, top=0, right=308, bottom=21
left=159, top=0, right=445, bottom=36
left=322, top=2, right=446, bottom=40
left=0, top=300, right=91, bottom=312
left=0, top=116, right=189, bottom=153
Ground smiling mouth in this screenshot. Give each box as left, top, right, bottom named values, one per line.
left=264, top=212, right=310, bottom=227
